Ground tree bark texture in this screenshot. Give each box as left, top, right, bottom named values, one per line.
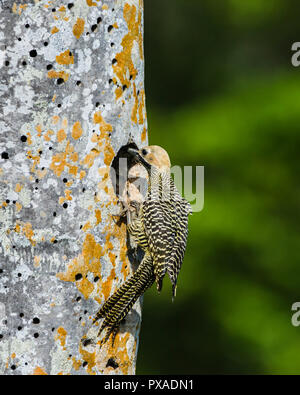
left=0, top=0, right=147, bottom=375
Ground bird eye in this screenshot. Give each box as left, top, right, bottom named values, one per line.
left=141, top=149, right=148, bottom=156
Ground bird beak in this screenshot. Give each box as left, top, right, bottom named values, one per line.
left=127, top=147, right=139, bottom=157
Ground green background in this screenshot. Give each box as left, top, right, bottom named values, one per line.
left=137, top=0, right=300, bottom=374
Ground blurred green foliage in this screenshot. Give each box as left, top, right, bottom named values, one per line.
left=137, top=0, right=300, bottom=374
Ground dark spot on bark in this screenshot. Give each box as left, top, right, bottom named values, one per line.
left=6, top=200, right=10, bottom=204
left=75, top=273, right=82, bottom=281
left=22, top=61, right=27, bottom=66
left=33, top=317, right=40, bottom=324
left=33, top=333, right=39, bottom=338
left=108, top=25, right=113, bottom=32
left=46, top=64, right=52, bottom=70
left=63, top=178, right=67, bottom=183
left=53, top=240, right=57, bottom=244
left=29, top=49, right=37, bottom=57
left=57, top=78, right=64, bottom=85
left=1, top=152, right=9, bottom=159
left=111, top=42, right=115, bottom=47
left=82, top=361, right=88, bottom=367
left=57, top=103, right=61, bottom=108
left=49, top=147, right=52, bottom=150
left=52, top=8, right=56, bottom=12
left=112, top=58, right=117, bottom=64
left=68, top=3, right=74, bottom=9
left=44, top=42, right=48, bottom=47
left=18, top=37, right=21, bottom=41
left=109, top=78, right=113, bottom=84
left=82, top=339, right=92, bottom=347
left=35, top=179, right=39, bottom=183
left=76, top=296, right=81, bottom=302
left=53, top=212, right=56, bottom=217
left=63, top=203, right=68, bottom=209
left=106, top=358, right=119, bottom=369
left=97, top=17, right=102, bottom=24
left=96, top=102, right=99, bottom=107
left=19, top=313, right=24, bottom=318
left=11, top=365, right=16, bottom=370
left=17, top=273, right=22, bottom=277
left=94, top=276, right=99, bottom=282
left=122, top=85, right=127, bottom=91
left=5, top=61, right=9, bottom=66
left=76, top=80, right=81, bottom=86
left=25, top=24, right=30, bottom=28
left=91, top=24, right=98, bottom=32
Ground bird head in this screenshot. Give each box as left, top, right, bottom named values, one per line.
left=128, top=145, right=171, bottom=172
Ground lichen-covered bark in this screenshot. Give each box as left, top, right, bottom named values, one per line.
left=0, top=0, right=147, bottom=375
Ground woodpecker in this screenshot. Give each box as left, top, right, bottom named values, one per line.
left=94, top=145, right=192, bottom=345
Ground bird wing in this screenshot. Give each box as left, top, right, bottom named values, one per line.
left=142, top=197, right=190, bottom=294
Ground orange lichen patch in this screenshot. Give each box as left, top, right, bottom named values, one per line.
left=66, top=164, right=78, bottom=176
left=131, top=84, right=138, bottom=124
left=50, top=141, right=76, bottom=177
left=35, top=124, right=43, bottom=137
left=57, top=128, right=66, bottom=143
left=101, top=267, right=115, bottom=301
left=22, top=222, right=36, bottom=246
left=82, top=221, right=91, bottom=232
left=72, top=121, right=83, bottom=140
left=51, top=26, right=59, bottom=34
left=65, top=189, right=72, bottom=201
left=11, top=353, right=16, bottom=359
left=93, top=111, right=114, bottom=166
left=26, top=151, right=40, bottom=172
left=44, top=129, right=54, bottom=142
left=113, top=22, right=118, bottom=29
left=102, top=4, right=108, bottom=10
left=72, top=357, right=82, bottom=371
left=58, top=5, right=66, bottom=12
left=33, top=367, right=48, bottom=375
left=79, top=170, right=86, bottom=180
left=55, top=326, right=67, bottom=348
left=57, top=234, right=103, bottom=299
left=52, top=116, right=60, bottom=125
left=56, top=50, right=74, bottom=65
left=86, top=0, right=97, bottom=6
left=15, top=183, right=23, bottom=193
left=34, top=255, right=41, bottom=268
left=26, top=132, right=32, bottom=145
left=12, top=3, right=27, bottom=15
left=101, top=332, right=132, bottom=374
left=115, top=87, right=123, bottom=100
left=70, top=152, right=78, bottom=162
left=73, top=18, right=85, bottom=39
left=83, top=148, right=100, bottom=168
left=16, top=202, right=22, bottom=213
left=47, top=70, right=69, bottom=82
left=141, top=126, right=147, bottom=142
left=95, top=209, right=102, bottom=225
left=112, top=3, right=143, bottom=100
left=79, top=340, right=96, bottom=375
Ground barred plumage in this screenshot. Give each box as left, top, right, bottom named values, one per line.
left=94, top=145, right=191, bottom=346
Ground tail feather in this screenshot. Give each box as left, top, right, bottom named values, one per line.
left=95, top=253, right=155, bottom=345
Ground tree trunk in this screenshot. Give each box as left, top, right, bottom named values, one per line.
left=0, top=0, right=147, bottom=375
